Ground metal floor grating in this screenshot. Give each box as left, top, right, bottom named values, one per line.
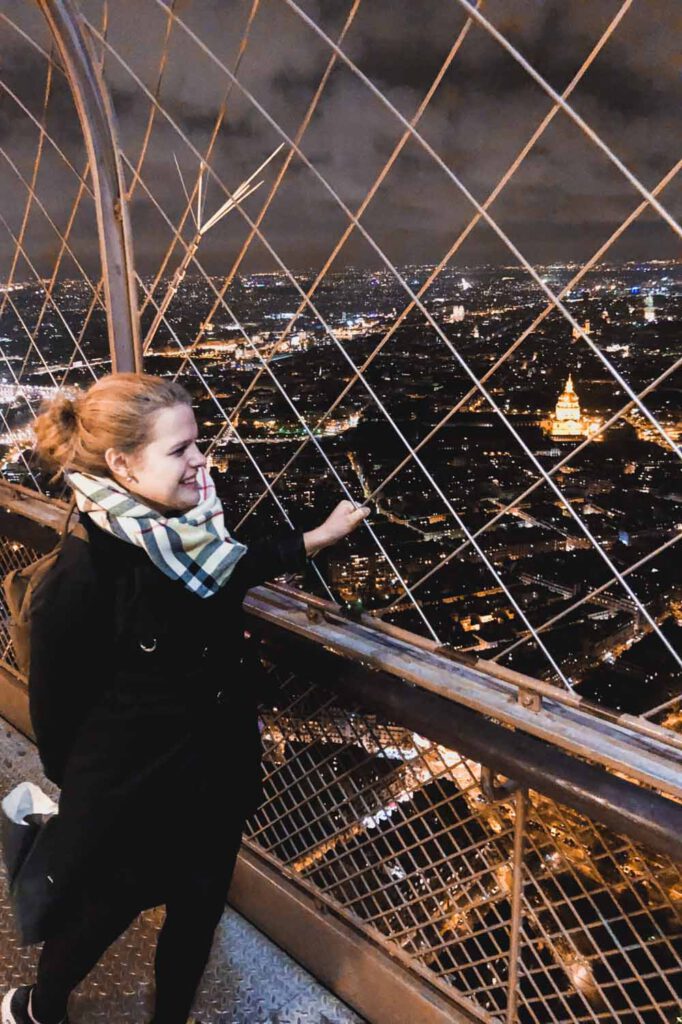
left=0, top=718, right=364, bottom=1024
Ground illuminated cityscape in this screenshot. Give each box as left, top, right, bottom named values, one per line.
left=0, top=1, right=681, bottom=1019
left=1, top=258, right=680, bottom=718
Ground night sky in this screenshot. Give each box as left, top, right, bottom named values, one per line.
left=0, top=0, right=680, bottom=278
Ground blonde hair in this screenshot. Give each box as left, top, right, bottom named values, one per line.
left=33, top=372, right=192, bottom=478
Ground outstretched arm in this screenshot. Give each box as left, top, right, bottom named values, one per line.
left=231, top=500, right=370, bottom=593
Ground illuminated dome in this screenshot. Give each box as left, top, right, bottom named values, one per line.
left=550, top=375, right=586, bottom=439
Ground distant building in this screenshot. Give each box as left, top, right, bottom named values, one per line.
left=447, top=304, right=465, bottom=323
left=571, top=319, right=590, bottom=341
left=549, top=374, right=587, bottom=440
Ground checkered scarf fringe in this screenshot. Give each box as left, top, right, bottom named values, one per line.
left=67, top=465, right=247, bottom=598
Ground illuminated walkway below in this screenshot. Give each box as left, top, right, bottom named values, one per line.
left=0, top=718, right=363, bottom=1024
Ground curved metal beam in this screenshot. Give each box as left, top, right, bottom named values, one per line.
left=36, top=0, right=142, bottom=373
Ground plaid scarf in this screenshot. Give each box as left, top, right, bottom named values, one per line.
left=67, top=465, right=247, bottom=598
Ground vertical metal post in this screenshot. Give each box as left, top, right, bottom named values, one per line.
left=506, top=787, right=527, bottom=1024
left=36, top=0, right=142, bottom=374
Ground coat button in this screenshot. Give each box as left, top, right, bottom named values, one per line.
left=216, top=689, right=224, bottom=702
left=201, top=645, right=210, bottom=658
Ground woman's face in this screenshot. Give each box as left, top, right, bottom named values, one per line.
left=124, top=403, right=207, bottom=513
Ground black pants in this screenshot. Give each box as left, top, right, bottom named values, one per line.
left=32, top=831, right=243, bottom=1024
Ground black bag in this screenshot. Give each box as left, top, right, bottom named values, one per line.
left=2, top=500, right=87, bottom=677
left=1, top=781, right=62, bottom=946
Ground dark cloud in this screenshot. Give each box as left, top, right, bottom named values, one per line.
left=0, top=0, right=679, bottom=283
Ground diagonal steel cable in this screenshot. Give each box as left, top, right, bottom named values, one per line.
left=200, top=0, right=480, bottom=459
left=227, top=0, right=635, bottom=518
left=377, top=159, right=682, bottom=608
left=383, top=349, right=682, bottom=618
left=0, top=14, right=119, bottom=399
left=0, top=213, right=97, bottom=380
left=55, top=0, right=171, bottom=389
left=139, top=0, right=262, bottom=328
left=96, top=13, right=582, bottom=681
left=140, top=2, right=682, bottom=674
left=0, top=42, right=63, bottom=398
left=0, top=149, right=104, bottom=309
left=448, top=0, right=682, bottom=240
left=0, top=35, right=56, bottom=381
left=57, top=282, right=107, bottom=388
left=376, top=346, right=682, bottom=673
left=643, top=692, right=682, bottom=722
left=172, top=0, right=366, bottom=378
left=116, top=154, right=443, bottom=643
left=124, top=0, right=179, bottom=206
left=0, top=55, right=52, bottom=323
left=94, top=16, right=593, bottom=684
left=0, top=287, right=61, bottom=390
left=94, top=6, right=673, bottom=473
left=0, top=75, right=92, bottom=196
left=272, top=0, right=681, bottom=460
left=85, top=9, right=676, bottom=681
left=15, top=167, right=103, bottom=386
left=494, top=529, right=682, bottom=665
left=0, top=2, right=659, bottom=688
left=134, top=166, right=583, bottom=678
left=134, top=271, right=338, bottom=602
left=0, top=303, right=49, bottom=491
left=0, top=405, right=42, bottom=491
left=0, top=7, right=114, bottom=395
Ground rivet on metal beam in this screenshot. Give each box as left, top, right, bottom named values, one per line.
left=518, top=688, right=541, bottom=712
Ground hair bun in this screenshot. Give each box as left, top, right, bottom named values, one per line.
left=32, top=392, right=81, bottom=476
left=55, top=395, right=78, bottom=429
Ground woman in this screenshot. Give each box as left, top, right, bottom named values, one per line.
left=2, top=373, right=368, bottom=1024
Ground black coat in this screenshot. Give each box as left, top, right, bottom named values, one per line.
left=28, top=513, right=307, bottom=913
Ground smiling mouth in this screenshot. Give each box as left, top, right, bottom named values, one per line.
left=181, top=477, right=198, bottom=486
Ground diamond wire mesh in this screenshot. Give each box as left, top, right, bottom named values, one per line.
left=0, top=27, right=680, bottom=1021
left=78, top=0, right=679, bottom=704
left=518, top=799, right=682, bottom=1024
left=1, top=0, right=682, bottom=712
left=251, top=698, right=516, bottom=1018
left=0, top=2, right=115, bottom=498
left=244, top=659, right=682, bottom=1024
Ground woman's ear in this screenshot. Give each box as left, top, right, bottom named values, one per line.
left=104, top=447, right=136, bottom=484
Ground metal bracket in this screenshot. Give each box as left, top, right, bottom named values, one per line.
left=517, top=687, right=542, bottom=712
left=480, top=765, right=521, bottom=802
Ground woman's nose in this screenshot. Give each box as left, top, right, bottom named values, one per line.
left=191, top=444, right=207, bottom=467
